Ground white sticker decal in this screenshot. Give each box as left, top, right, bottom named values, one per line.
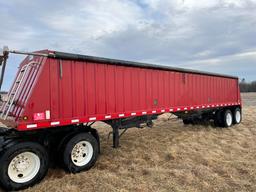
left=45, top=110, right=51, bottom=120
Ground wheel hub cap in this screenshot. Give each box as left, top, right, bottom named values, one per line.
left=71, top=141, right=93, bottom=166
left=226, top=113, right=232, bottom=126
left=8, top=152, right=40, bottom=183
left=235, top=111, right=241, bottom=123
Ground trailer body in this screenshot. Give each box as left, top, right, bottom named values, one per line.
left=0, top=49, right=242, bottom=190
left=0, top=50, right=241, bottom=131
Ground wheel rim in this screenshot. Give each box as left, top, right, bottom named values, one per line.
left=235, top=110, right=241, bottom=123
left=8, top=152, right=40, bottom=183
left=71, top=141, right=93, bottom=167
left=226, top=112, right=232, bottom=126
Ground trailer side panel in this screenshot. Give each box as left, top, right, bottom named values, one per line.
left=16, top=57, right=241, bottom=130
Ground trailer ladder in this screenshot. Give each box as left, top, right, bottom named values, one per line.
left=0, top=58, right=44, bottom=120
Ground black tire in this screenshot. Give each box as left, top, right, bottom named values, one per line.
left=62, top=132, right=99, bottom=173
left=214, top=110, right=223, bottom=127
left=0, top=141, right=49, bottom=191
left=222, top=109, right=233, bottom=128
left=183, top=119, right=192, bottom=125
left=233, top=107, right=242, bottom=124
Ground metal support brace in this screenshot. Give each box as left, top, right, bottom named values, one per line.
left=0, top=46, right=9, bottom=90
left=112, top=124, right=119, bottom=148
left=112, top=120, right=121, bottom=148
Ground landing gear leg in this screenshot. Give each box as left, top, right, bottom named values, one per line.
left=112, top=123, right=120, bottom=148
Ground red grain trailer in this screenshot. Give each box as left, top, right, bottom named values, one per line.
left=0, top=47, right=241, bottom=190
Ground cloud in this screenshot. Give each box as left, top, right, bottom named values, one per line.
left=0, top=0, right=256, bottom=90
left=183, top=50, right=256, bottom=81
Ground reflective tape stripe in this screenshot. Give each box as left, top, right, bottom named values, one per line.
left=71, top=119, right=79, bottom=123
left=27, top=124, right=37, bottom=129
left=25, top=102, right=241, bottom=130
left=51, top=121, right=60, bottom=126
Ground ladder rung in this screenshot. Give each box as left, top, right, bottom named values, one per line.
left=17, top=76, right=23, bottom=81
left=1, top=62, right=34, bottom=119
left=21, top=65, right=28, bottom=71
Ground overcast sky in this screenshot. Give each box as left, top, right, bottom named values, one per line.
left=0, top=0, right=256, bottom=90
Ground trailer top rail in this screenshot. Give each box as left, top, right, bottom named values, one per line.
left=49, top=51, right=238, bottom=79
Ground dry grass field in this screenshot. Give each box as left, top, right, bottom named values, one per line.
left=9, top=93, right=256, bottom=191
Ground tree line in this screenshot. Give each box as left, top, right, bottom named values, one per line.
left=239, top=79, right=256, bottom=92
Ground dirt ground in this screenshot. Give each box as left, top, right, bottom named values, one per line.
left=14, top=93, right=256, bottom=191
